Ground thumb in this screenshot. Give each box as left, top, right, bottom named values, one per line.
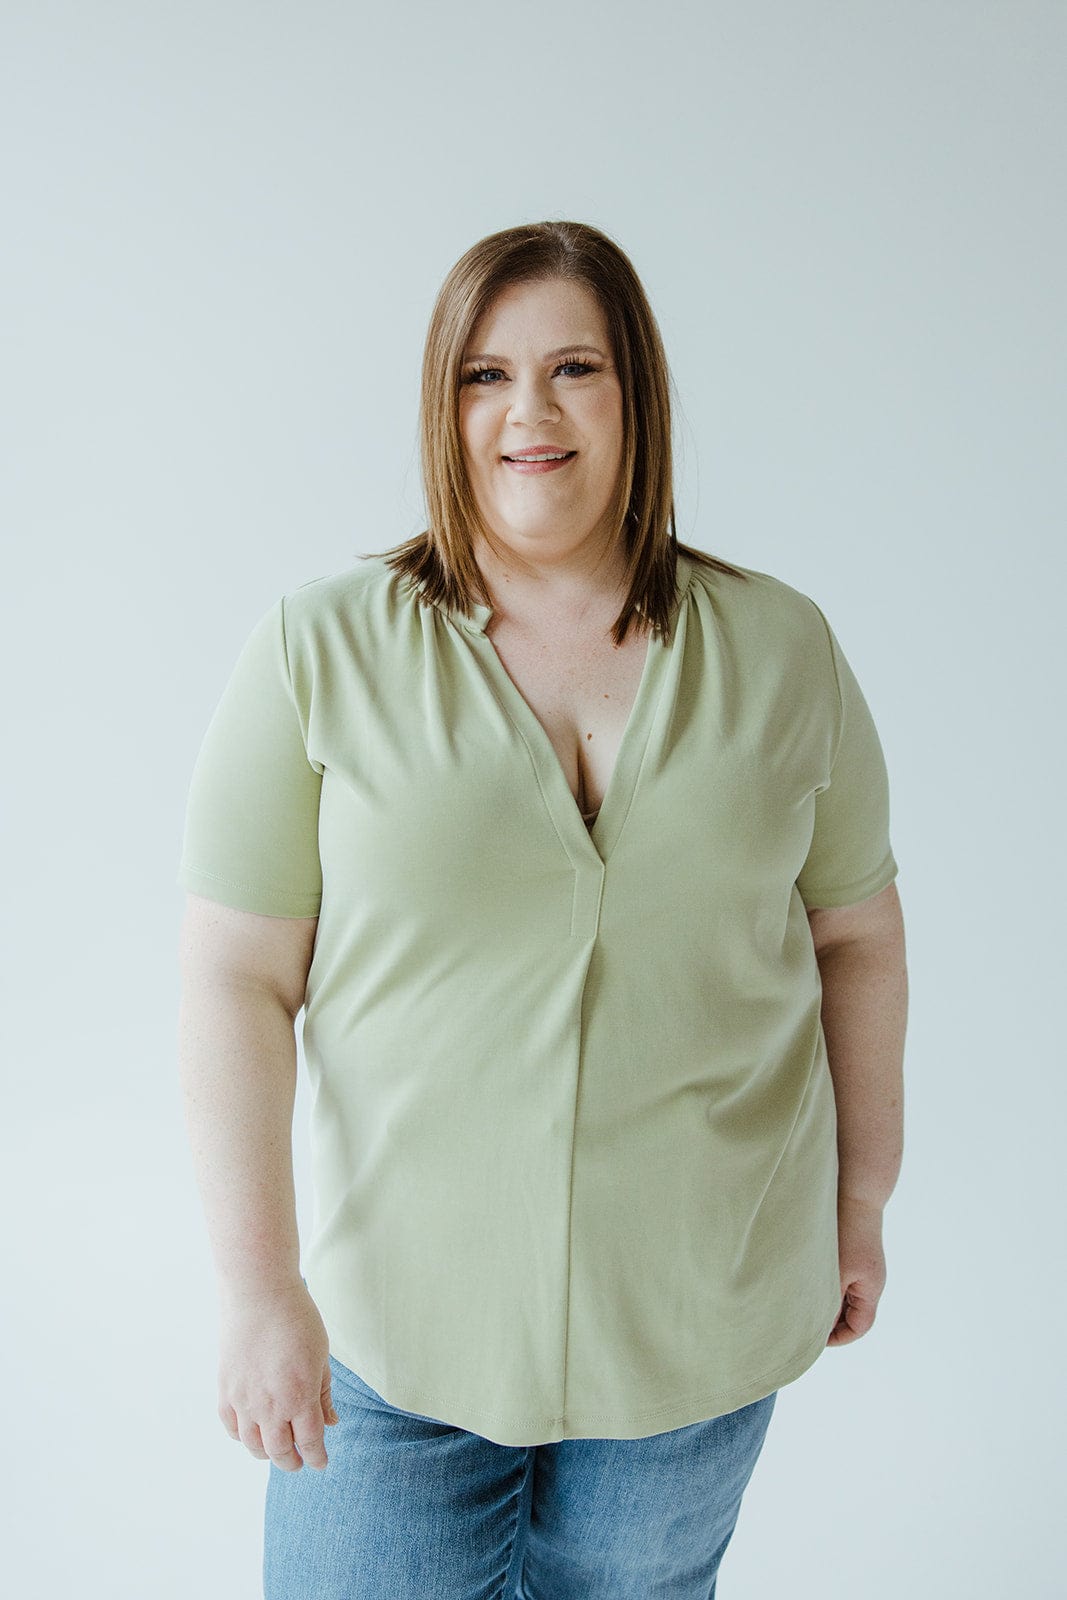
left=321, top=1372, right=340, bottom=1425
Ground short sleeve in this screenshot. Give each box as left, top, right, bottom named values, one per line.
left=795, top=605, right=899, bottom=910
left=176, top=595, right=324, bottom=917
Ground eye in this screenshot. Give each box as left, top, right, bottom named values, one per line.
left=461, top=359, right=598, bottom=386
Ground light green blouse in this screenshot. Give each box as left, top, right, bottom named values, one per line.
left=177, top=547, right=898, bottom=1445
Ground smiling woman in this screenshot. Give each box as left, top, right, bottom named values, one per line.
left=363, top=218, right=751, bottom=647
left=176, top=218, right=907, bottom=1600
left=456, top=276, right=632, bottom=608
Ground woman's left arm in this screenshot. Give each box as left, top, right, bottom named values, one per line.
left=807, top=880, right=909, bottom=1346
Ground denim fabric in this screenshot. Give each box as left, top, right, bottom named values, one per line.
left=263, top=1350, right=777, bottom=1598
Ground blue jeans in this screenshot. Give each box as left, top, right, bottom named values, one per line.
left=263, top=1350, right=778, bottom=1598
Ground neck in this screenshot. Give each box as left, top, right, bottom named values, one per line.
left=472, top=533, right=631, bottom=624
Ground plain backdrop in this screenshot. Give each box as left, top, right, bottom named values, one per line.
left=2, top=2, right=1064, bottom=1595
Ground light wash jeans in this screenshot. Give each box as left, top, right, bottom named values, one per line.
left=263, top=1348, right=777, bottom=1598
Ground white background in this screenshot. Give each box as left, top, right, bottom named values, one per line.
left=3, top=2, right=1063, bottom=1595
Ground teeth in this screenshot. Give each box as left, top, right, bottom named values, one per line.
left=508, top=453, right=569, bottom=461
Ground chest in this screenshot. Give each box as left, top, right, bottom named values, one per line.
left=307, top=585, right=834, bottom=934
left=482, top=616, right=652, bottom=819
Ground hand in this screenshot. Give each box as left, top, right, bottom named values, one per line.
left=826, top=1194, right=887, bottom=1347
left=216, top=1279, right=340, bottom=1471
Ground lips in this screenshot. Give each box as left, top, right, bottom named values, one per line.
left=501, top=450, right=577, bottom=461
left=501, top=451, right=577, bottom=475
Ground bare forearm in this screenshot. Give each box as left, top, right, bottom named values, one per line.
left=816, top=939, right=908, bottom=1211
left=177, top=977, right=302, bottom=1304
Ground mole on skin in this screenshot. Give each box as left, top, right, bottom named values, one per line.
left=588, top=688, right=614, bottom=736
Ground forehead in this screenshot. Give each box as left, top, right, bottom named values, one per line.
left=464, top=278, right=609, bottom=351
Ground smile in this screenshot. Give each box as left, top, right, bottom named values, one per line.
left=501, top=452, right=577, bottom=474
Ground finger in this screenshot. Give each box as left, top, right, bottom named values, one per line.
left=826, top=1314, right=863, bottom=1345
left=826, top=1294, right=876, bottom=1345
left=846, top=1302, right=877, bottom=1337
left=291, top=1405, right=330, bottom=1471
left=261, top=1419, right=304, bottom=1472
left=217, top=1401, right=240, bottom=1441
left=237, top=1417, right=272, bottom=1461
left=825, top=1305, right=852, bottom=1346
left=320, top=1372, right=340, bottom=1427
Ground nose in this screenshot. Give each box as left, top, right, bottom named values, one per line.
left=507, top=372, right=561, bottom=427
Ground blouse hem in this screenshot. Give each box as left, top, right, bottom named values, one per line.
left=323, top=1320, right=834, bottom=1447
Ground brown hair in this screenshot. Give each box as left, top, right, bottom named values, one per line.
left=362, top=219, right=748, bottom=646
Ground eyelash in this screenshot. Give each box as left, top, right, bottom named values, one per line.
left=462, top=357, right=597, bottom=386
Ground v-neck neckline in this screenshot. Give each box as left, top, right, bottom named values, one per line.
left=452, top=552, right=693, bottom=866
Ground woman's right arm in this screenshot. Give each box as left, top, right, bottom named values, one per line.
left=176, top=891, right=339, bottom=1471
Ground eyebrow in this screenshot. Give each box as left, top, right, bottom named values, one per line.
left=461, top=344, right=607, bottom=364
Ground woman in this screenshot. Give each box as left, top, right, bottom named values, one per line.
left=177, top=219, right=908, bottom=1597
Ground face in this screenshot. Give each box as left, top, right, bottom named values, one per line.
left=457, top=277, right=625, bottom=569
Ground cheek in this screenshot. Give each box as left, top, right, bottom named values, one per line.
left=584, top=386, right=623, bottom=440
left=459, top=403, right=498, bottom=463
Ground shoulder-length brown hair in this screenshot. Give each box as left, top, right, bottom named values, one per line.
left=363, top=219, right=748, bottom=646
